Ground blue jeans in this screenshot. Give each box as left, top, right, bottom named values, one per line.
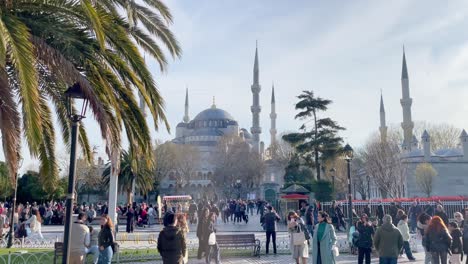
left=379, top=257, right=397, bottom=264
left=206, top=244, right=220, bottom=264
left=97, top=246, right=113, bottom=264
left=403, top=241, right=415, bottom=259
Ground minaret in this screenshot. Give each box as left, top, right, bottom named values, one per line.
left=270, top=84, right=277, bottom=146
left=250, top=42, right=262, bottom=152
left=400, top=48, right=414, bottom=151
left=183, top=87, right=190, bottom=123
left=379, top=93, right=387, bottom=143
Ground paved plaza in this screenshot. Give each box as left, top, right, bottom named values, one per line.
left=34, top=214, right=431, bottom=263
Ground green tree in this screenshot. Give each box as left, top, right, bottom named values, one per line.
left=0, top=161, right=12, bottom=200
left=283, top=91, right=345, bottom=180
left=312, top=180, right=333, bottom=202
left=0, top=1, right=180, bottom=192
left=415, top=163, right=438, bottom=197
left=102, top=150, right=154, bottom=204
left=16, top=171, right=48, bottom=203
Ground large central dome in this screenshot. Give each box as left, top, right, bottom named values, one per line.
left=193, top=106, right=235, bottom=121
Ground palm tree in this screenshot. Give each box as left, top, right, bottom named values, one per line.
left=102, top=150, right=154, bottom=204
left=0, top=0, right=180, bottom=191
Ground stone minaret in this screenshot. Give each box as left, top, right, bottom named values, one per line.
left=250, top=43, right=262, bottom=152
left=183, top=87, right=190, bottom=123
left=422, top=130, right=431, bottom=160
left=270, top=84, right=277, bottom=146
left=400, top=48, right=414, bottom=151
left=460, top=129, right=468, bottom=160
left=379, top=93, right=387, bottom=143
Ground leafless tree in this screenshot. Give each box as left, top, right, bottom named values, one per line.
left=212, top=136, right=265, bottom=198
left=388, top=122, right=461, bottom=151
left=362, top=133, right=406, bottom=198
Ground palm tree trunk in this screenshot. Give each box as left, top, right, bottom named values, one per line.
left=313, top=110, right=320, bottom=180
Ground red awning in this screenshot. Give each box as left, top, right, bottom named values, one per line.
left=281, top=194, right=309, bottom=200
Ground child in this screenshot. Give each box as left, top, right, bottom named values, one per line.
left=397, top=214, right=416, bottom=261
left=448, top=222, right=463, bottom=264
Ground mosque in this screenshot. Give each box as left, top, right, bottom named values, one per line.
left=158, top=45, right=284, bottom=202
left=377, top=50, right=468, bottom=198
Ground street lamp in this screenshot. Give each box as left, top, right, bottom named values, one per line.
left=329, top=168, right=336, bottom=193
left=7, top=157, right=23, bottom=248
left=236, top=179, right=241, bottom=199
left=63, top=82, right=89, bottom=264
left=343, top=143, right=354, bottom=231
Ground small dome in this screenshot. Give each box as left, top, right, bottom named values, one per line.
left=193, top=107, right=235, bottom=122
left=176, top=122, right=188, bottom=128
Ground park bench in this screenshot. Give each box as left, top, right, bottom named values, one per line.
left=216, top=234, right=261, bottom=257
left=53, top=242, right=63, bottom=264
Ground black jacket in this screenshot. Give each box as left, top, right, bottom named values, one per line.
left=98, top=226, right=114, bottom=249
left=463, top=221, right=468, bottom=254
left=262, top=212, right=280, bottom=232
left=356, top=221, right=375, bottom=249
left=435, top=211, right=449, bottom=226
left=450, top=228, right=463, bottom=254
left=424, top=229, right=452, bottom=253
left=157, top=226, right=186, bottom=264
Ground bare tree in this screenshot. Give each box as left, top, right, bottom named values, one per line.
left=173, top=144, right=200, bottom=187
left=362, top=133, right=406, bottom=198
left=414, top=163, right=438, bottom=197
left=212, top=136, right=265, bottom=198
left=388, top=122, right=461, bottom=151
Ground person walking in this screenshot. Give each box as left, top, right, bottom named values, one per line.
left=463, top=208, right=468, bottom=264
left=417, top=213, right=432, bottom=264
left=305, top=204, right=315, bottom=238
left=25, top=208, right=43, bottom=239
left=424, top=216, right=452, bottom=264
left=374, top=214, right=404, bottom=264
left=86, top=226, right=100, bottom=264
left=157, top=213, right=186, bottom=264
left=206, top=212, right=221, bottom=264
left=262, top=205, right=280, bottom=255
left=288, top=212, right=310, bottom=264
left=435, top=205, right=449, bottom=226
left=147, top=204, right=155, bottom=227
left=70, top=213, right=90, bottom=264
left=408, top=201, right=422, bottom=233
left=125, top=207, right=135, bottom=233
left=176, top=213, right=189, bottom=264
left=397, top=214, right=416, bottom=261
left=376, top=203, right=385, bottom=226
left=97, top=215, right=115, bottom=264
left=312, top=211, right=336, bottom=264
left=197, top=208, right=210, bottom=259
left=356, top=214, right=375, bottom=264
left=448, top=222, right=463, bottom=264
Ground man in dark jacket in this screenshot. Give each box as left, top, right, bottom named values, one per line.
left=374, top=215, right=404, bottom=264
left=356, top=214, right=375, bottom=264
left=408, top=201, right=422, bottom=233
left=262, top=206, right=280, bottom=254
left=435, top=204, right=449, bottom=226
left=157, top=213, right=186, bottom=264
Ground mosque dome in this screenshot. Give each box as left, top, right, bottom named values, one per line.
left=193, top=104, right=234, bottom=122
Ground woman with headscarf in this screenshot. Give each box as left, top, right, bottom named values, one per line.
left=312, top=211, right=337, bottom=264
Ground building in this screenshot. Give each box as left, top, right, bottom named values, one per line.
left=378, top=49, right=468, bottom=197
left=158, top=44, right=285, bottom=201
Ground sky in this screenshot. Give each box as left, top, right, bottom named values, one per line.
left=4, top=0, right=468, bottom=171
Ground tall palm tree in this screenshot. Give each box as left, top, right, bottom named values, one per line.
left=102, top=150, right=153, bottom=204
left=0, top=0, right=180, bottom=191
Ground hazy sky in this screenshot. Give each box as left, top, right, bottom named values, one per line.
left=4, top=0, right=468, bottom=170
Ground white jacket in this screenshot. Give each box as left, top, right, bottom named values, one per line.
left=397, top=220, right=410, bottom=241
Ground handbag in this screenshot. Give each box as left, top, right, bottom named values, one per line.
left=332, top=245, right=339, bottom=257
left=208, top=232, right=216, bottom=245
left=292, top=224, right=306, bottom=246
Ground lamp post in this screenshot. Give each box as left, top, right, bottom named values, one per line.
left=343, top=144, right=354, bottom=232
left=236, top=179, right=241, bottom=199
left=7, top=158, right=23, bottom=248
left=63, top=83, right=89, bottom=264
left=329, top=168, right=336, bottom=193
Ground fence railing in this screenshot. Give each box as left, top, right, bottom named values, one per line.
left=320, top=200, right=467, bottom=220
